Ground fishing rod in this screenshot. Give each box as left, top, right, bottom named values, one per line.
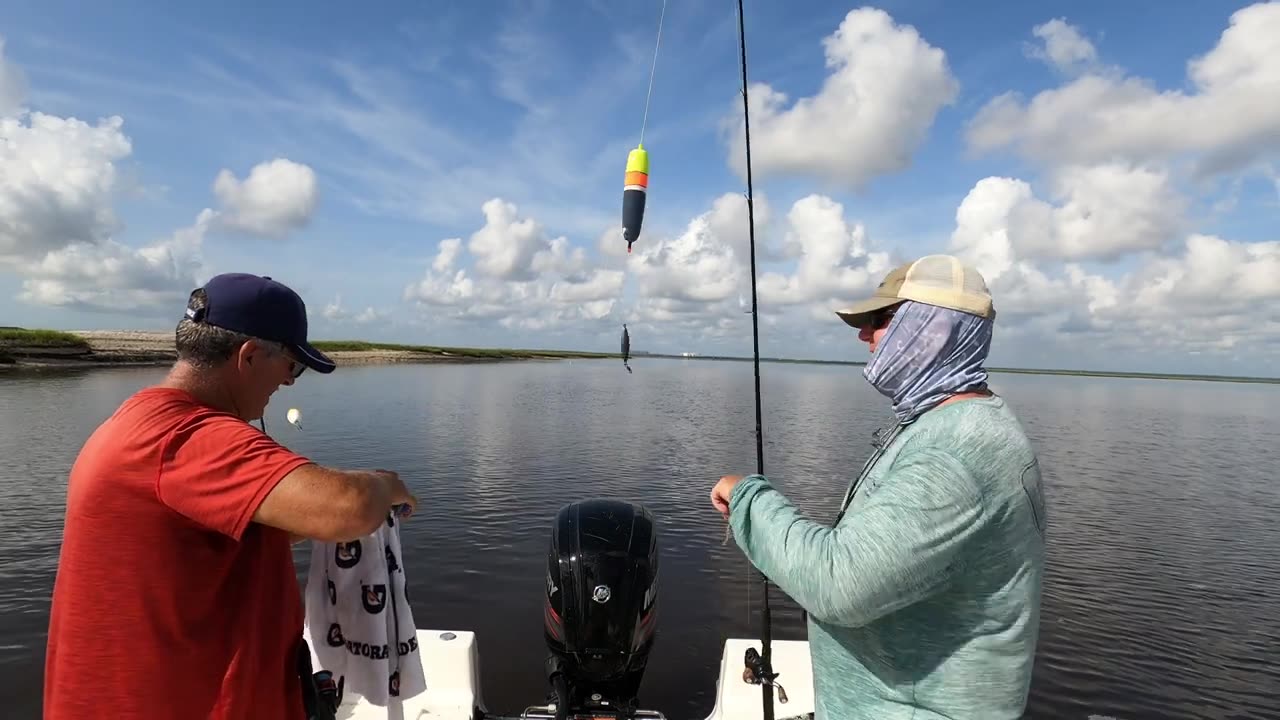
left=734, top=1, right=778, bottom=718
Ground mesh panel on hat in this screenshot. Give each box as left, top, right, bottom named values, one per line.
left=905, top=255, right=958, bottom=288
left=900, top=255, right=993, bottom=318
left=964, top=269, right=988, bottom=294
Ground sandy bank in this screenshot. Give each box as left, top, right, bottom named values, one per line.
left=0, top=330, right=568, bottom=370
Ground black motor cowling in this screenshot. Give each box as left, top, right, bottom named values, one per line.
left=543, top=499, right=658, bottom=717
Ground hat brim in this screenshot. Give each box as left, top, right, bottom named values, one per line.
left=291, top=341, right=336, bottom=374
left=834, top=296, right=904, bottom=329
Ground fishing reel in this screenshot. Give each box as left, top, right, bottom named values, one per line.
left=741, top=646, right=788, bottom=704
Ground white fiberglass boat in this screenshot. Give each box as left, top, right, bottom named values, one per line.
left=321, top=499, right=815, bottom=720
left=341, top=629, right=814, bottom=720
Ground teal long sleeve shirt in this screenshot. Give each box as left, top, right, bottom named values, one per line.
left=728, top=395, right=1048, bottom=720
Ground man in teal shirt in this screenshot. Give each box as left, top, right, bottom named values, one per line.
left=711, top=255, right=1048, bottom=719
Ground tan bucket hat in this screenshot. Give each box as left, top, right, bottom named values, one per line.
left=835, top=254, right=995, bottom=329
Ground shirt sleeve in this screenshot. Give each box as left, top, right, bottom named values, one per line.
left=156, top=411, right=313, bottom=541
left=727, top=447, right=986, bottom=628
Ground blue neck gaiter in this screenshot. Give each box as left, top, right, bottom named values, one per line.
left=862, top=300, right=994, bottom=423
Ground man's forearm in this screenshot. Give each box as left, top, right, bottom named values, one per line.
left=338, top=469, right=396, bottom=537
left=254, top=464, right=398, bottom=543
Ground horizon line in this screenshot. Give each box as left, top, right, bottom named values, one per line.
left=622, top=351, right=1280, bottom=385
left=6, top=325, right=1277, bottom=385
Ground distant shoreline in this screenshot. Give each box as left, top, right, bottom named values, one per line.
left=0, top=329, right=614, bottom=370
left=637, top=352, right=1280, bottom=385
left=1, top=328, right=1276, bottom=385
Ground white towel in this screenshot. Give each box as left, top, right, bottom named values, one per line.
left=303, top=510, right=427, bottom=714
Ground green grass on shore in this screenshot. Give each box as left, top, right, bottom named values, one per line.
left=0, top=328, right=90, bottom=348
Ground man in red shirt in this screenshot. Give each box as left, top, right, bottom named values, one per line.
left=44, top=273, right=418, bottom=719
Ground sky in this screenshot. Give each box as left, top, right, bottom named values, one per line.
left=0, top=0, right=1277, bottom=376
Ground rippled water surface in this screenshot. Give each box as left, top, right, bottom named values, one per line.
left=2, top=359, right=1278, bottom=719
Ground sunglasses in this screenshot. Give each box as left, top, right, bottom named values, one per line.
left=866, top=307, right=898, bottom=330
left=262, top=342, right=306, bottom=379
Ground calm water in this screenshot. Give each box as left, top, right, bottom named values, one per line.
left=2, top=359, right=1278, bottom=719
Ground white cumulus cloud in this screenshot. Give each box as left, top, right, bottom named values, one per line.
left=0, top=112, right=132, bottom=264
left=948, top=170, right=1280, bottom=354
left=0, top=45, right=208, bottom=315
left=18, top=209, right=213, bottom=314
left=0, top=40, right=259, bottom=314
left=467, top=198, right=553, bottom=281
left=404, top=198, right=625, bottom=331
left=396, top=191, right=899, bottom=351
left=1024, top=18, right=1099, bottom=75
left=322, top=295, right=387, bottom=325
left=627, top=193, right=754, bottom=308
left=725, top=7, right=958, bottom=189
left=1055, top=234, right=1280, bottom=355
left=968, top=4, right=1280, bottom=179
left=948, top=4, right=1280, bottom=366
left=212, top=158, right=318, bottom=238
left=623, top=191, right=897, bottom=348
left=1126, top=234, right=1280, bottom=314
left=758, top=194, right=893, bottom=306
left=950, top=163, right=1186, bottom=273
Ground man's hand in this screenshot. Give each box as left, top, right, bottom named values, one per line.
left=711, top=475, right=745, bottom=519
left=375, top=469, right=418, bottom=519
left=371, top=469, right=417, bottom=521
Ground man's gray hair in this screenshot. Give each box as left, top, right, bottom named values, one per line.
left=175, top=288, right=285, bottom=368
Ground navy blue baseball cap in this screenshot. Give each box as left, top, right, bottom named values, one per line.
left=186, top=272, right=336, bottom=374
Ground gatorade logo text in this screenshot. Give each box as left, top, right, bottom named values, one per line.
left=339, top=635, right=418, bottom=660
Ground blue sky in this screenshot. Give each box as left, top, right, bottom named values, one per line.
left=1, top=0, right=1277, bottom=376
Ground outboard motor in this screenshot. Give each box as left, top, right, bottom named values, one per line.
left=543, top=499, right=659, bottom=719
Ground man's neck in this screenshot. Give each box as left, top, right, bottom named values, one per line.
left=159, top=362, right=242, bottom=417
left=937, top=387, right=994, bottom=409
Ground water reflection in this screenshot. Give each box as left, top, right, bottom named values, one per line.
left=2, top=361, right=1277, bottom=719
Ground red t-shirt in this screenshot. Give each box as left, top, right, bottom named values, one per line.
left=44, top=387, right=313, bottom=719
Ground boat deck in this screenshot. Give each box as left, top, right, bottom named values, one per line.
left=337, top=629, right=814, bottom=720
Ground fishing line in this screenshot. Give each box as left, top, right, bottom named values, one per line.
left=638, top=0, right=667, bottom=147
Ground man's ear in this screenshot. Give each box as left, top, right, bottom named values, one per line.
left=235, top=339, right=261, bottom=369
